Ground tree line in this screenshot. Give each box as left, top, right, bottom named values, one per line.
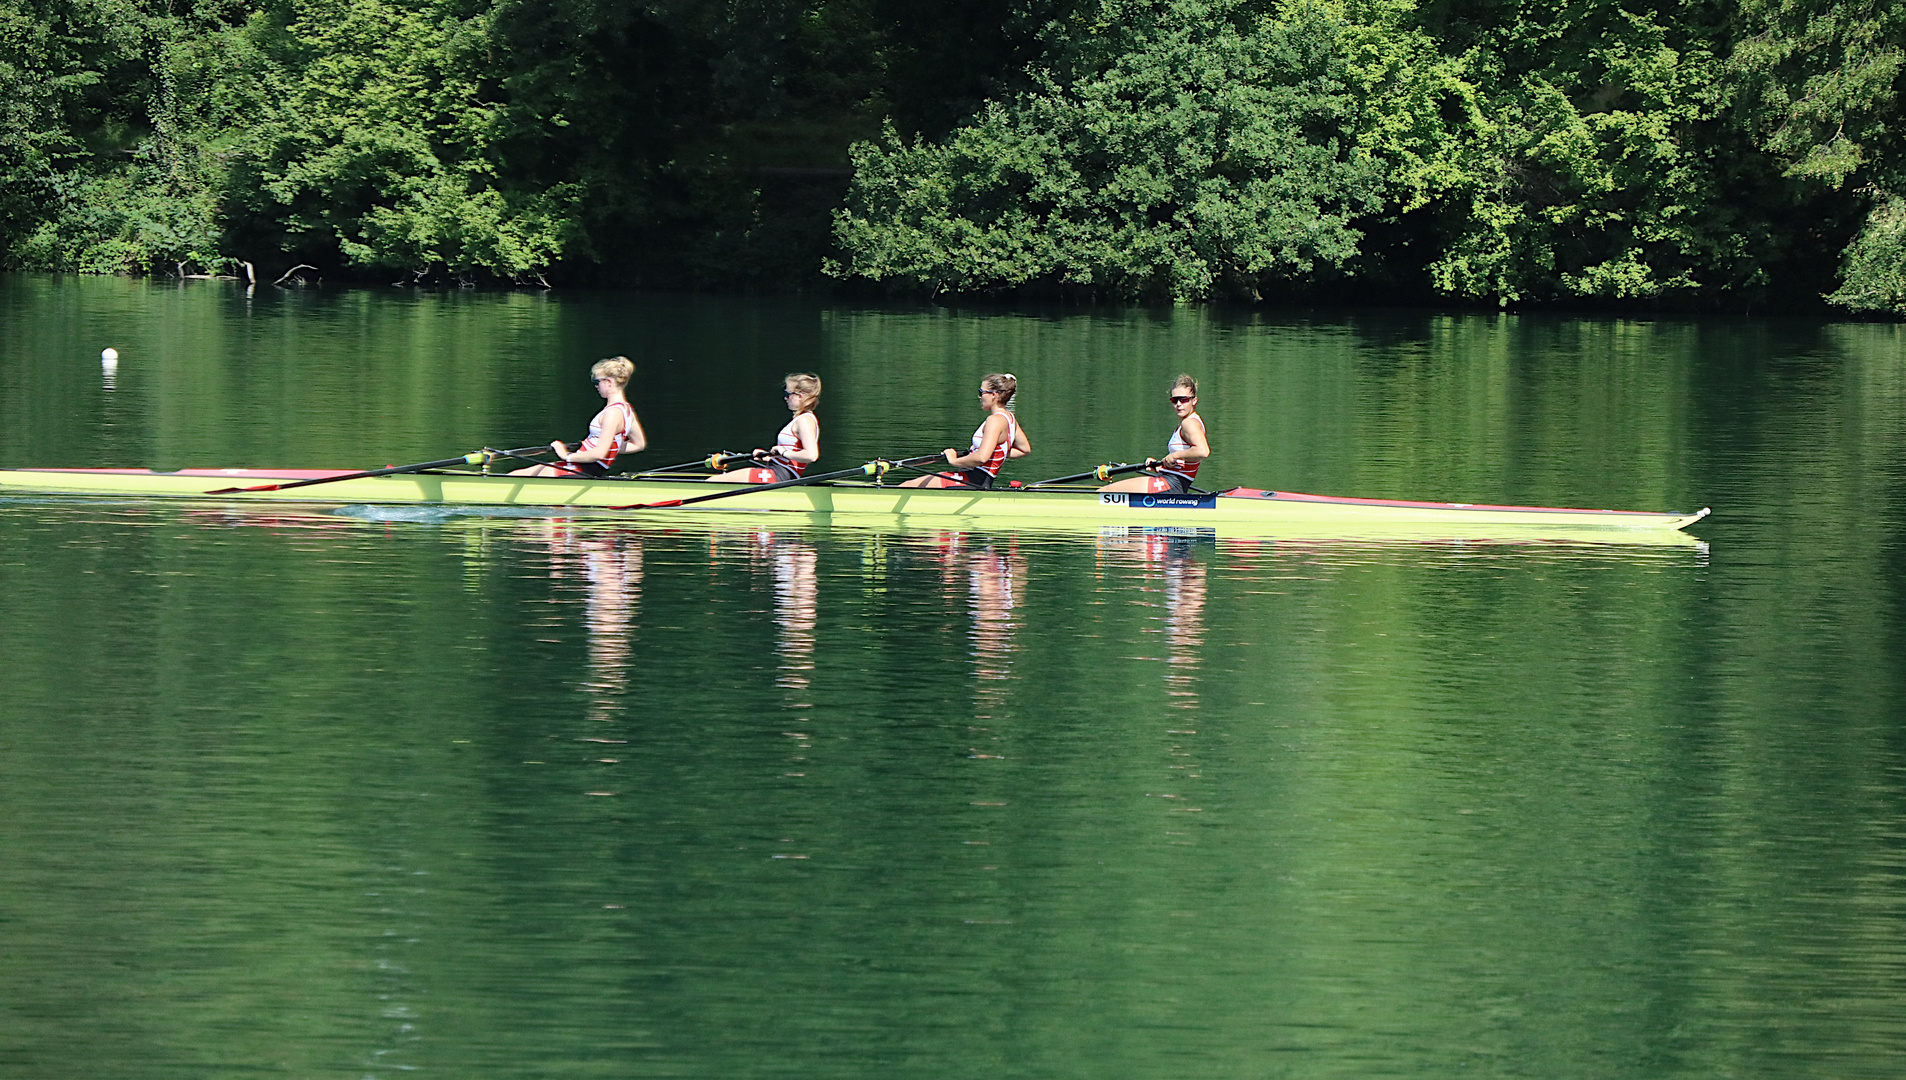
left=2, top=0, right=1903, bottom=312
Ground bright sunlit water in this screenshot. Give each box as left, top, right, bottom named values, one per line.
left=2, top=275, right=1904, bottom=1078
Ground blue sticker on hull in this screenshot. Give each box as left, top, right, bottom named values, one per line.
left=1100, top=493, right=1216, bottom=510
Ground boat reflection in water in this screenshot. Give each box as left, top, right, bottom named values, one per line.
left=1097, top=527, right=1212, bottom=710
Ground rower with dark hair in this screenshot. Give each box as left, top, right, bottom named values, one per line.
left=1099, top=374, right=1208, bottom=494
left=902, top=373, right=1031, bottom=489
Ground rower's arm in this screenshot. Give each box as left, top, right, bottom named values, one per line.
left=565, top=440, right=608, bottom=465
left=1007, top=421, right=1031, bottom=459
left=781, top=413, right=820, bottom=464
left=565, top=407, right=641, bottom=464
left=1162, top=416, right=1209, bottom=464
left=946, top=415, right=1007, bottom=468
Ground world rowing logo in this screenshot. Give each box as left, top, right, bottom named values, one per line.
left=1100, top=493, right=1215, bottom=510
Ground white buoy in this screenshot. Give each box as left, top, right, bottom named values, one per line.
left=101, top=347, right=119, bottom=390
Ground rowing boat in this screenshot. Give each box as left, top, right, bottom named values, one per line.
left=0, top=466, right=1710, bottom=540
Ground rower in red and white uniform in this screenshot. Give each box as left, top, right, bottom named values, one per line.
left=708, top=373, right=822, bottom=483
left=513, top=356, right=647, bottom=477
left=1099, top=374, right=1208, bottom=494
left=901, top=373, right=1032, bottom=490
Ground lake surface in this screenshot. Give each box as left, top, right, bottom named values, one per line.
left=2, top=274, right=1904, bottom=1078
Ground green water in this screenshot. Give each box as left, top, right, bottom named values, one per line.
left=2, top=274, right=1903, bottom=1078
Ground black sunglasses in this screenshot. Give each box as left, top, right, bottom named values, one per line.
left=1169, top=395, right=1194, bottom=404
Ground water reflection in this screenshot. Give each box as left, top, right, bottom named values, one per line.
left=1, top=490, right=1897, bottom=1080
left=968, top=541, right=1026, bottom=687
left=759, top=530, right=819, bottom=696
left=926, top=532, right=1028, bottom=688
left=702, top=527, right=822, bottom=775
left=523, top=519, right=644, bottom=726
left=1098, top=528, right=1211, bottom=708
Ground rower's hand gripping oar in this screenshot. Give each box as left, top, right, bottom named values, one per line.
left=1025, top=461, right=1159, bottom=488
left=613, top=455, right=943, bottom=511
left=203, top=446, right=554, bottom=495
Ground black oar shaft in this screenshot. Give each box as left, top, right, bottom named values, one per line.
left=204, top=445, right=552, bottom=494
left=633, top=452, right=759, bottom=477
left=480, top=447, right=560, bottom=470
left=614, top=455, right=942, bottom=511
left=1026, top=461, right=1155, bottom=488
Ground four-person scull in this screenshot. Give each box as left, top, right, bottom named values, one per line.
left=0, top=353, right=1712, bottom=537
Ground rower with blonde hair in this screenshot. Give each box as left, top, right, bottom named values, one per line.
left=902, top=373, right=1031, bottom=489
left=708, top=373, right=822, bottom=483
left=1099, top=374, right=1208, bottom=494
left=513, top=356, right=647, bottom=476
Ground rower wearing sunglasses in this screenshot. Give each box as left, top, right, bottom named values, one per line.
left=513, top=356, right=647, bottom=476
left=902, top=373, right=1031, bottom=489
left=1099, top=374, right=1208, bottom=494
left=707, top=373, right=823, bottom=483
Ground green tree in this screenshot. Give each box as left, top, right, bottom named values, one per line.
left=236, top=0, right=572, bottom=280
left=1418, top=0, right=1747, bottom=303
left=1727, top=0, right=1906, bottom=312
left=0, top=0, right=229, bottom=274
left=832, top=0, right=1392, bottom=301
left=834, top=0, right=1857, bottom=308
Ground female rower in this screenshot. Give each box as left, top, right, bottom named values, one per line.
left=708, top=373, right=822, bottom=483
left=1100, top=374, right=1208, bottom=494
left=901, top=373, right=1031, bottom=489
left=513, top=356, right=647, bottom=476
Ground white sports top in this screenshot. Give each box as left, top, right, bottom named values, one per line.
left=969, top=412, right=1018, bottom=477
left=580, top=401, right=636, bottom=467
left=772, top=414, right=814, bottom=476
left=1159, top=415, right=1202, bottom=483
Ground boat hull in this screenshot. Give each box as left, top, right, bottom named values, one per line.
left=0, top=468, right=1709, bottom=540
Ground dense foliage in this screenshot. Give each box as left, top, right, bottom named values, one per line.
left=2, top=0, right=1903, bottom=310
left=835, top=0, right=1891, bottom=307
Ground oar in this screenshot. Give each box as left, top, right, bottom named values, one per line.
left=632, top=452, right=760, bottom=477
left=478, top=446, right=565, bottom=470
left=613, top=455, right=943, bottom=511
left=203, top=446, right=553, bottom=494
left=1026, top=461, right=1157, bottom=488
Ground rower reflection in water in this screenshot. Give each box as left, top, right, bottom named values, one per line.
left=706, top=373, right=821, bottom=484
left=763, top=531, right=818, bottom=694
left=970, top=542, right=1026, bottom=687
left=1097, top=530, right=1210, bottom=709
left=901, top=373, right=1031, bottom=489
left=931, top=533, right=1028, bottom=708
left=707, top=528, right=821, bottom=697
left=524, top=521, right=644, bottom=726
left=1099, top=374, right=1209, bottom=495
left=513, top=356, right=648, bottom=477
